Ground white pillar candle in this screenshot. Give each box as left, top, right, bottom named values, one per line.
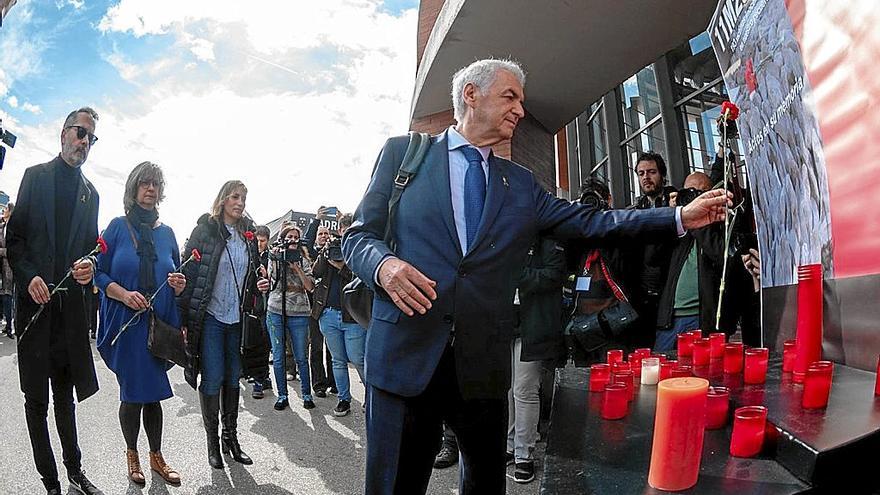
left=641, top=357, right=660, bottom=385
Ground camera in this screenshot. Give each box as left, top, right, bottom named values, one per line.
left=0, top=119, right=17, bottom=170
left=676, top=187, right=703, bottom=207
left=269, top=237, right=303, bottom=263
left=325, top=236, right=344, bottom=262
left=579, top=190, right=609, bottom=211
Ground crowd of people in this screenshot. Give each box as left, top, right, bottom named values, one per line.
left=0, top=56, right=746, bottom=495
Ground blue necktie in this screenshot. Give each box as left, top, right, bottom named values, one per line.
left=460, top=146, right=487, bottom=251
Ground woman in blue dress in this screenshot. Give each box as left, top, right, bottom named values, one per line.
left=95, top=162, right=185, bottom=487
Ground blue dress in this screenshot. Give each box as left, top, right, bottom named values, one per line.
left=95, top=216, right=182, bottom=403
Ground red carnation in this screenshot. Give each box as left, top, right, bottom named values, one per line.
left=96, top=236, right=108, bottom=255
left=721, top=101, right=740, bottom=121
left=191, top=248, right=202, bottom=262
left=244, top=231, right=255, bottom=241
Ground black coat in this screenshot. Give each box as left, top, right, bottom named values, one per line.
left=517, top=238, right=567, bottom=362
left=310, top=251, right=355, bottom=322
left=179, top=213, right=265, bottom=389
left=6, top=156, right=100, bottom=403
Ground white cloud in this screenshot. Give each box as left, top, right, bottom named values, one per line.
left=21, top=102, right=41, bottom=114
left=184, top=35, right=215, bottom=62
left=56, top=0, right=85, bottom=10
left=7, top=96, right=18, bottom=108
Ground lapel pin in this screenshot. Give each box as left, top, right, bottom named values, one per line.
left=80, top=194, right=87, bottom=203
left=502, top=176, right=509, bottom=187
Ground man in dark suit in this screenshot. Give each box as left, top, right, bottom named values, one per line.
left=6, top=107, right=103, bottom=495
left=343, top=58, right=730, bottom=494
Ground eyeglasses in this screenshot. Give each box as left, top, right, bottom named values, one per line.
left=138, top=179, right=162, bottom=188
left=65, top=125, right=98, bottom=146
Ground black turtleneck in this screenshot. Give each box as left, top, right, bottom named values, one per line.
left=54, top=157, right=82, bottom=280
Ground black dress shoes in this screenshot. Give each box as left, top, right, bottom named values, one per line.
left=68, top=470, right=103, bottom=494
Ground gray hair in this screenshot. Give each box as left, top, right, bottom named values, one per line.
left=451, top=58, right=526, bottom=123
left=124, top=161, right=166, bottom=212
left=63, top=106, right=99, bottom=128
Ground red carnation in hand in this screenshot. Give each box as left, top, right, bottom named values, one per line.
left=721, top=101, right=740, bottom=121
left=96, top=236, right=108, bottom=255
left=244, top=231, right=255, bottom=241
left=191, top=248, right=202, bottom=262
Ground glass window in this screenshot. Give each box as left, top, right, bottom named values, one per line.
left=678, top=80, right=744, bottom=176
left=623, top=121, right=665, bottom=206
left=588, top=102, right=607, bottom=165
left=619, top=66, right=661, bottom=138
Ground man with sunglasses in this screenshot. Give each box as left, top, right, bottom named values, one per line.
left=6, top=107, right=103, bottom=495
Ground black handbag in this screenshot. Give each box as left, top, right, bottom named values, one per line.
left=240, top=312, right=267, bottom=350
left=147, top=310, right=188, bottom=368
left=342, top=131, right=431, bottom=328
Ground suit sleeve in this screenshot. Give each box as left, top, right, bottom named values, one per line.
left=533, top=178, right=679, bottom=244
left=342, top=137, right=406, bottom=291
left=6, top=168, right=39, bottom=294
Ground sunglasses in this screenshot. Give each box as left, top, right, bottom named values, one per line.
left=65, top=125, right=98, bottom=146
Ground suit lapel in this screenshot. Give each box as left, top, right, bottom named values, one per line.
left=426, top=131, right=462, bottom=258
left=65, top=175, right=90, bottom=256
left=468, top=155, right=507, bottom=255
left=42, top=162, right=57, bottom=253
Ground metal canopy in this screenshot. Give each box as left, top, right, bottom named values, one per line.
left=412, top=0, right=717, bottom=132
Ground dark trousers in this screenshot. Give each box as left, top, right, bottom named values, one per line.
left=365, top=347, right=507, bottom=495
left=308, top=317, right=334, bottom=391
left=24, top=334, right=81, bottom=489
left=0, top=293, right=12, bottom=333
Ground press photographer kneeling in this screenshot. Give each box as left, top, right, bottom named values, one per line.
left=311, top=218, right=365, bottom=418
left=266, top=225, right=315, bottom=411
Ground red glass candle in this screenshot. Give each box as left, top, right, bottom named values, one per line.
left=647, top=377, right=709, bottom=491
left=744, top=348, right=769, bottom=384
left=635, top=347, right=652, bottom=358
left=875, top=355, right=880, bottom=396
left=628, top=353, right=643, bottom=377
left=589, top=363, right=611, bottom=392
left=612, top=361, right=631, bottom=373
left=723, top=343, right=744, bottom=374
left=612, top=370, right=635, bottom=401
left=602, top=382, right=628, bottom=420
left=659, top=361, right=675, bottom=381
left=670, top=365, right=692, bottom=378
left=677, top=333, right=694, bottom=357
left=709, top=333, right=726, bottom=359
left=794, top=264, right=823, bottom=383
left=802, top=361, right=834, bottom=409
left=652, top=353, right=668, bottom=363
left=782, top=340, right=797, bottom=373
left=689, top=330, right=703, bottom=339
left=705, top=386, right=730, bottom=430
left=607, top=349, right=624, bottom=364
left=730, top=406, right=767, bottom=457
left=692, top=338, right=711, bottom=366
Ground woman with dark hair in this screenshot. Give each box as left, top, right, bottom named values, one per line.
left=179, top=180, right=269, bottom=469
left=95, top=161, right=185, bottom=486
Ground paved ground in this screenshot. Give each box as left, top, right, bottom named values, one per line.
left=0, top=337, right=543, bottom=494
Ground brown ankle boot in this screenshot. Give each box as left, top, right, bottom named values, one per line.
left=126, top=449, right=145, bottom=485
left=150, top=451, right=181, bottom=485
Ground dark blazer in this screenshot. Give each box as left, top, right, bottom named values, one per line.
left=517, top=237, right=567, bottom=362
left=6, top=156, right=100, bottom=403
left=343, top=130, right=679, bottom=400
left=310, top=251, right=356, bottom=322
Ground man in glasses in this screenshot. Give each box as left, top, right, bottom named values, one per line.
left=6, top=107, right=103, bottom=495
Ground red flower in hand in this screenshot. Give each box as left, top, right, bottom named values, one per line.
left=96, top=236, right=108, bottom=255
left=244, top=230, right=255, bottom=241
left=721, top=101, right=740, bottom=121
left=191, top=248, right=202, bottom=262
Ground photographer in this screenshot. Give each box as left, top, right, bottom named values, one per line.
left=266, top=225, right=315, bottom=411
left=311, top=214, right=364, bottom=418
left=305, top=215, right=337, bottom=397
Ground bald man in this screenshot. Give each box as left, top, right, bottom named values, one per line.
left=654, top=172, right=732, bottom=350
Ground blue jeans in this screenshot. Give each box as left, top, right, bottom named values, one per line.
left=319, top=307, right=365, bottom=402
left=267, top=313, right=312, bottom=401
left=199, top=314, right=242, bottom=395
left=654, top=315, right=701, bottom=352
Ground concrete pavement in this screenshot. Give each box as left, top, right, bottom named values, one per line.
left=0, top=337, right=543, bottom=494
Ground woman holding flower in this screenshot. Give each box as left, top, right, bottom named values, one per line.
left=179, top=180, right=269, bottom=469
left=95, top=162, right=185, bottom=486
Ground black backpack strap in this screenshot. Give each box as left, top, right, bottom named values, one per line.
left=385, top=131, right=430, bottom=250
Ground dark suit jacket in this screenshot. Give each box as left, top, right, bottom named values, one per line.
left=343, top=130, right=678, bottom=400
left=6, top=156, right=100, bottom=403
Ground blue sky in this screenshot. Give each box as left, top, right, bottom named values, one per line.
left=0, top=0, right=419, bottom=240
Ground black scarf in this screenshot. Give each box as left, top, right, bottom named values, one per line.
left=126, top=205, right=159, bottom=295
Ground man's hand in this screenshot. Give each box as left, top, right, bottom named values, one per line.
left=257, top=277, right=270, bottom=293
left=72, top=259, right=94, bottom=285
left=378, top=258, right=437, bottom=316
left=122, top=290, right=150, bottom=311
left=668, top=191, right=678, bottom=208
left=28, top=276, right=50, bottom=305
left=680, top=189, right=733, bottom=231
